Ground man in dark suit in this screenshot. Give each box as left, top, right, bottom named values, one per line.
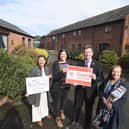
left=66, top=44, right=103, bottom=129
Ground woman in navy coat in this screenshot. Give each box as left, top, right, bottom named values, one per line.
left=96, top=65, right=128, bottom=129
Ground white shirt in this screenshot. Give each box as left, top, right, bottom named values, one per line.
left=85, top=59, right=92, bottom=67
left=41, top=67, right=45, bottom=76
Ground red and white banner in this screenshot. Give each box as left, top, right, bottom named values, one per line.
left=65, top=65, right=93, bottom=87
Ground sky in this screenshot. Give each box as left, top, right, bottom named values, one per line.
left=0, top=0, right=129, bottom=36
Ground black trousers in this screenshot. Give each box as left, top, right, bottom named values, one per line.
left=72, top=86, right=96, bottom=129
left=52, top=86, right=70, bottom=118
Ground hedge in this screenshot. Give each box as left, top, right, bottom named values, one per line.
left=99, top=50, right=119, bottom=70
left=0, top=50, right=32, bottom=100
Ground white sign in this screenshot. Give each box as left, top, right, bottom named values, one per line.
left=26, top=76, right=49, bottom=95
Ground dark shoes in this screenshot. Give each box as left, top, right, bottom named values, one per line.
left=65, top=121, right=80, bottom=129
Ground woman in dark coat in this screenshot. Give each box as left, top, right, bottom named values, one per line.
left=51, top=49, right=71, bottom=128
left=94, top=65, right=128, bottom=129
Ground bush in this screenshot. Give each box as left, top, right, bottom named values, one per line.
left=0, top=50, right=31, bottom=100
left=15, top=55, right=34, bottom=73
left=75, top=52, right=84, bottom=60
left=69, top=50, right=81, bottom=59
left=120, top=52, right=129, bottom=70
left=99, top=50, right=119, bottom=70
left=34, top=48, right=48, bottom=58
left=12, top=45, right=37, bottom=62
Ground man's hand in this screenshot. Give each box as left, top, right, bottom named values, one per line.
left=91, top=73, right=96, bottom=80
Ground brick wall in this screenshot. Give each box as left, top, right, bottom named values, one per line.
left=0, top=27, right=33, bottom=52
left=8, top=32, right=33, bottom=52
left=41, top=20, right=125, bottom=55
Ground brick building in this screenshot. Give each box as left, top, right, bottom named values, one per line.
left=40, top=5, right=129, bottom=56
left=0, top=19, right=33, bottom=52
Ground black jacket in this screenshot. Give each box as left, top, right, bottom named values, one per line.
left=51, top=61, right=71, bottom=92
left=76, top=60, right=103, bottom=98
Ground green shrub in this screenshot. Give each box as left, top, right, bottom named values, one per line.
left=75, top=52, right=84, bottom=60
left=16, top=55, right=34, bottom=73
left=99, top=50, right=119, bottom=70
left=120, top=52, right=129, bottom=70
left=12, top=45, right=37, bottom=62
left=34, top=48, right=48, bottom=58
left=0, top=50, right=30, bottom=100
left=69, top=50, right=81, bottom=59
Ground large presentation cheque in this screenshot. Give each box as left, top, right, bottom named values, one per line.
left=26, top=76, right=49, bottom=95
left=65, top=65, right=93, bottom=87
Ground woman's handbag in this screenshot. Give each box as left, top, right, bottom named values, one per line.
left=26, top=93, right=40, bottom=107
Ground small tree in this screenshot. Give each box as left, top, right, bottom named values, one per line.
left=0, top=50, right=31, bottom=100
left=99, top=50, right=119, bottom=70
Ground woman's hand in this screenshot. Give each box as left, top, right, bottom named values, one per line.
left=62, top=68, right=68, bottom=73
left=48, top=74, right=52, bottom=78
left=103, top=97, right=112, bottom=109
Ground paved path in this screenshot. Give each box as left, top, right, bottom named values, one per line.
left=0, top=85, right=129, bottom=129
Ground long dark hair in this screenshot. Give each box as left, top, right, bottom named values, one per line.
left=37, top=55, right=47, bottom=67
left=57, top=49, right=69, bottom=61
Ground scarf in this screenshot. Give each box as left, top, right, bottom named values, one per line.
left=104, top=80, right=120, bottom=97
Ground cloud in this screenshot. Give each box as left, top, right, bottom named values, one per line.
left=0, top=0, right=129, bottom=35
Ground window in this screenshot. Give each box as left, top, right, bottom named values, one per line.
left=11, top=40, right=14, bottom=45
left=73, top=30, right=82, bottom=37
left=99, top=43, right=110, bottom=53
left=22, top=37, right=25, bottom=46
left=62, top=33, right=65, bottom=39
left=52, top=36, right=55, bottom=40
left=73, top=31, right=77, bottom=37
left=78, top=44, right=81, bottom=49
left=0, top=34, right=8, bottom=50
left=78, top=30, right=82, bottom=36
left=28, top=39, right=31, bottom=48
left=104, top=26, right=112, bottom=33
left=51, top=36, right=56, bottom=49
left=72, top=44, right=75, bottom=49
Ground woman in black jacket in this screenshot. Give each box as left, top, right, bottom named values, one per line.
left=93, top=65, right=128, bottom=129
left=51, top=49, right=71, bottom=128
